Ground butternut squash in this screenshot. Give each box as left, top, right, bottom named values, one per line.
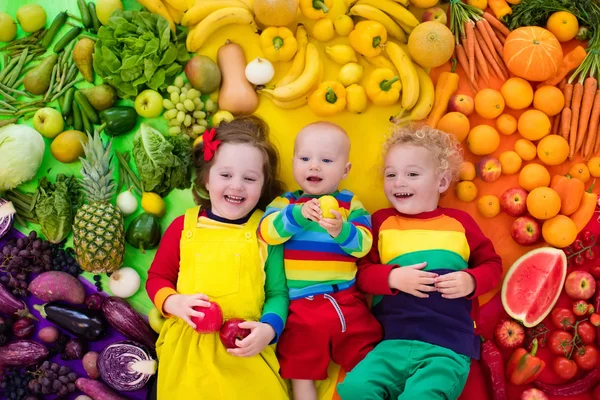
left=217, top=40, right=259, bottom=115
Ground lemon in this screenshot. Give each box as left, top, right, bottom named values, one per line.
left=346, top=84, right=368, bottom=114
left=338, top=63, right=364, bottom=87
left=311, top=19, right=335, bottom=42
left=142, top=192, right=166, bottom=218
left=334, top=15, right=354, bottom=36
left=410, top=0, right=439, bottom=8
left=325, top=44, right=358, bottom=64
left=318, top=195, right=339, bottom=218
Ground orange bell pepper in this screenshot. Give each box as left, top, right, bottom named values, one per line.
left=426, top=58, right=459, bottom=129
left=571, top=180, right=598, bottom=233
left=506, top=339, right=545, bottom=385
left=550, top=174, right=585, bottom=215
left=489, top=0, right=512, bottom=19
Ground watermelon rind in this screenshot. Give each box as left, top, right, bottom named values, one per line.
left=501, top=247, right=567, bottom=327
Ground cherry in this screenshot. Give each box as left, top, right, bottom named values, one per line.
left=576, top=254, right=585, bottom=265
left=565, top=246, right=574, bottom=256
left=586, top=249, right=596, bottom=260
left=583, top=230, right=595, bottom=242
left=573, top=240, right=584, bottom=252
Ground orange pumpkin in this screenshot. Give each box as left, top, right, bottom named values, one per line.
left=503, top=27, right=563, bottom=82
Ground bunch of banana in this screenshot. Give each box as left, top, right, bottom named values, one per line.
left=347, top=0, right=419, bottom=36
left=259, top=43, right=324, bottom=109
left=390, top=64, right=434, bottom=125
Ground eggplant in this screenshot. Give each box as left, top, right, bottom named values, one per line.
left=0, top=340, right=49, bottom=367
left=0, top=282, right=36, bottom=320
left=33, top=302, right=107, bottom=341
left=102, top=297, right=157, bottom=349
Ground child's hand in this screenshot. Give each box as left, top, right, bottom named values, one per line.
left=319, top=209, right=343, bottom=238
left=388, top=262, right=437, bottom=298
left=163, top=293, right=212, bottom=330
left=227, top=322, right=276, bottom=358
left=301, top=198, right=322, bottom=221
left=434, top=271, right=476, bottom=299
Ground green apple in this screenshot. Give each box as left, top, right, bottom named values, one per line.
left=134, top=89, right=164, bottom=118
left=33, top=107, right=64, bottom=139
left=0, top=13, right=17, bottom=42
left=16, top=4, right=46, bottom=33
left=148, top=306, right=166, bottom=334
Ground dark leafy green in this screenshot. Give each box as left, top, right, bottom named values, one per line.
left=34, top=174, right=82, bottom=244
left=93, top=10, right=189, bottom=98
left=132, top=124, right=192, bottom=198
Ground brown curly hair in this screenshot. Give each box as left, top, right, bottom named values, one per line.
left=192, top=115, right=285, bottom=211
left=383, top=123, right=463, bottom=182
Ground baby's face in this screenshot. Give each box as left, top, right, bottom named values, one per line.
left=383, top=144, right=450, bottom=215
left=292, top=125, right=351, bottom=196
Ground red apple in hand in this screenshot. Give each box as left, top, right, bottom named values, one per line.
left=191, top=301, right=223, bottom=333
left=500, top=187, right=528, bottom=217
left=565, top=270, right=596, bottom=300
left=511, top=216, right=541, bottom=246
left=219, top=318, right=251, bottom=349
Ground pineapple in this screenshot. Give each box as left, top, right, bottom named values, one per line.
left=72, top=131, right=125, bottom=273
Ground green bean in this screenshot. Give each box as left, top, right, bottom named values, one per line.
left=5, top=48, right=28, bottom=87
left=75, top=90, right=99, bottom=124
left=66, top=64, right=78, bottom=83
left=88, top=3, right=101, bottom=33
left=0, top=110, right=15, bottom=115
left=0, top=83, right=30, bottom=97
left=61, top=41, right=76, bottom=68
left=43, top=64, right=59, bottom=101
left=11, top=76, right=24, bottom=90
left=78, top=0, right=92, bottom=28
left=67, top=12, right=82, bottom=22
left=80, top=102, right=93, bottom=134
left=54, top=27, right=82, bottom=53
left=0, top=117, right=17, bottom=127
left=2, top=53, right=7, bottom=68
left=0, top=57, right=18, bottom=83
left=56, top=62, right=69, bottom=93
left=0, top=100, right=17, bottom=111
left=72, top=100, right=83, bottom=131
left=42, top=12, right=68, bottom=48
left=62, top=88, right=75, bottom=116
left=0, top=89, right=16, bottom=102
left=49, top=77, right=84, bottom=102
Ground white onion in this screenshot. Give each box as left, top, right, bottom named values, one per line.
left=245, top=57, right=275, bottom=85
left=108, top=267, right=141, bottom=298
left=116, top=189, right=138, bottom=216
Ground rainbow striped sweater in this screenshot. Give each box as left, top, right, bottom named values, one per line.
left=357, top=207, right=502, bottom=359
left=258, top=190, right=372, bottom=299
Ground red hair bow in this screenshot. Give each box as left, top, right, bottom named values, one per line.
left=202, top=128, right=221, bottom=161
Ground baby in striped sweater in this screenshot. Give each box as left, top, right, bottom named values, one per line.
left=258, top=121, right=382, bottom=400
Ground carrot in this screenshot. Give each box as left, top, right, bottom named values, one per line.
left=473, top=35, right=490, bottom=84
left=551, top=114, right=561, bottom=135
left=558, top=78, right=567, bottom=90
left=561, top=107, right=572, bottom=139
left=594, top=121, right=600, bottom=155
left=465, top=21, right=476, bottom=84
left=582, top=90, right=600, bottom=159
left=476, top=20, right=502, bottom=65
left=481, top=19, right=504, bottom=60
left=540, top=46, right=588, bottom=87
left=569, top=81, right=584, bottom=160
left=483, top=12, right=510, bottom=37
left=576, top=77, right=598, bottom=154
left=455, top=44, right=478, bottom=92
left=564, top=83, right=574, bottom=107
left=474, top=29, right=506, bottom=81
left=494, top=30, right=506, bottom=45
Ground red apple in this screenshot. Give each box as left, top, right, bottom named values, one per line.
left=191, top=301, right=223, bottom=333
left=511, top=216, right=541, bottom=246
left=476, top=156, right=502, bottom=182
left=422, top=7, right=447, bottom=25
left=500, top=187, right=528, bottom=217
left=565, top=270, right=596, bottom=300
left=590, top=265, right=600, bottom=279
left=521, top=388, right=548, bottom=400
left=448, top=94, right=474, bottom=116
left=219, top=318, right=251, bottom=349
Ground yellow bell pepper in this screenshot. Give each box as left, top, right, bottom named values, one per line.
left=308, top=81, right=347, bottom=117
left=348, top=21, right=387, bottom=58
left=259, top=27, right=298, bottom=62
left=366, top=68, right=401, bottom=107
left=300, top=0, right=333, bottom=20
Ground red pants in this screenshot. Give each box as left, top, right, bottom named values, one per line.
left=277, top=286, right=382, bottom=380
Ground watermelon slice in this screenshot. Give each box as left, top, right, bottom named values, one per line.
left=501, top=247, right=567, bottom=327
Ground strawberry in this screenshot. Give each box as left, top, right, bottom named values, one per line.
left=573, top=300, right=591, bottom=317
left=494, top=319, right=525, bottom=349
left=591, top=313, right=600, bottom=327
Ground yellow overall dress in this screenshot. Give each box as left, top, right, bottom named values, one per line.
left=156, top=207, right=289, bottom=399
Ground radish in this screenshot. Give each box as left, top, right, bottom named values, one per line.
left=108, top=267, right=140, bottom=298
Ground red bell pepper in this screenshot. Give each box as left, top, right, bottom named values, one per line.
left=505, top=339, right=546, bottom=385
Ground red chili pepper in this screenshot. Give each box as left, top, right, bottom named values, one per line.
left=593, top=282, right=600, bottom=314
left=533, top=368, right=600, bottom=396
left=480, top=337, right=507, bottom=400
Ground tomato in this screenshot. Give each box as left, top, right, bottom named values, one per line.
left=551, top=308, right=576, bottom=330
left=551, top=356, right=578, bottom=380
left=577, top=321, right=597, bottom=344
left=549, top=330, right=574, bottom=356
left=574, top=345, right=599, bottom=370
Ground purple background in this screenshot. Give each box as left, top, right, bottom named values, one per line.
left=1, top=228, right=149, bottom=400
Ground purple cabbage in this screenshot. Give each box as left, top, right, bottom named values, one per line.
left=0, top=198, right=15, bottom=239
left=98, top=340, right=156, bottom=392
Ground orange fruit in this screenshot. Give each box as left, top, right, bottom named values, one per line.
left=499, top=151, right=522, bottom=175
left=526, top=187, right=561, bottom=220
left=500, top=77, right=534, bottom=110
left=437, top=112, right=470, bottom=142
left=518, top=109, right=551, bottom=141
left=407, top=21, right=455, bottom=68
left=459, top=161, right=476, bottom=181
left=514, top=139, right=537, bottom=161
left=533, top=85, right=565, bottom=116
left=477, top=195, right=500, bottom=218
left=496, top=114, right=517, bottom=135
left=475, top=88, right=505, bottom=119
left=519, top=163, right=551, bottom=191
left=466, top=125, right=500, bottom=155
left=588, top=157, right=600, bottom=177
left=456, top=181, right=477, bottom=202
left=542, top=215, right=577, bottom=248
left=546, top=11, right=579, bottom=42
left=503, top=26, right=563, bottom=81
left=536, top=135, right=569, bottom=166
left=569, top=163, right=591, bottom=183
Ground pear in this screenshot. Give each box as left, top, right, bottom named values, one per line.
left=24, top=54, right=58, bottom=95
left=73, top=38, right=95, bottom=83
left=79, top=84, right=116, bottom=111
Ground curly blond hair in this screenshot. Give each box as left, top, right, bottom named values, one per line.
left=383, top=123, right=463, bottom=182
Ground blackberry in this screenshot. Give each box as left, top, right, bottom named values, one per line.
left=0, top=334, right=8, bottom=346
left=0, top=323, right=7, bottom=334
left=93, top=275, right=101, bottom=282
